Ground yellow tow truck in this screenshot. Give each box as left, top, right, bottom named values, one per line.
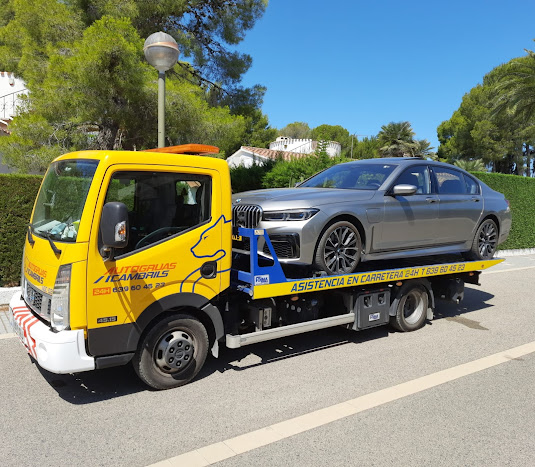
left=9, top=145, right=502, bottom=389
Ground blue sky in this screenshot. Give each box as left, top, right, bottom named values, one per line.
left=236, top=0, right=535, bottom=151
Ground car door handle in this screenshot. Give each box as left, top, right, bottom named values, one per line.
left=471, top=197, right=480, bottom=202
left=426, top=198, right=437, bottom=203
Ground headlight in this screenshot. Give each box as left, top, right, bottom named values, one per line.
left=262, top=209, right=319, bottom=221
left=50, top=264, right=71, bottom=332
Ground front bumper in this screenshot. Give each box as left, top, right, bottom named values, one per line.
left=8, top=293, right=95, bottom=374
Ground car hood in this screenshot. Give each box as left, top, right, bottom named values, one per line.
left=232, top=188, right=375, bottom=210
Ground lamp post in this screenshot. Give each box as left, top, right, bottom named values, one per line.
left=143, top=32, right=179, bottom=148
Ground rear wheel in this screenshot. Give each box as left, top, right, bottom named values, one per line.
left=466, top=219, right=498, bottom=260
left=133, top=313, right=209, bottom=390
left=314, top=221, right=361, bottom=275
left=390, top=281, right=429, bottom=332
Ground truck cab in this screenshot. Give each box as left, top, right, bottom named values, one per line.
left=11, top=147, right=231, bottom=387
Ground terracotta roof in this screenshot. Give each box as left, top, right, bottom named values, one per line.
left=241, top=146, right=309, bottom=161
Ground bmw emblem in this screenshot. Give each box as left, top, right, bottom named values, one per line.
left=234, top=199, right=241, bottom=203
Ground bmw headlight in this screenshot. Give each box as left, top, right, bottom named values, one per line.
left=50, top=264, right=71, bottom=332
left=262, top=209, right=319, bottom=221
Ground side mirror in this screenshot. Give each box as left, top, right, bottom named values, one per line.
left=391, top=184, right=418, bottom=196
left=100, top=202, right=128, bottom=259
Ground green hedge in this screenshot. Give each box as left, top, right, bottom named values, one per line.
left=0, top=174, right=42, bottom=286
left=471, top=171, right=535, bottom=251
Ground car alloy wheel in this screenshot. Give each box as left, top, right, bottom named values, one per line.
left=315, top=221, right=361, bottom=275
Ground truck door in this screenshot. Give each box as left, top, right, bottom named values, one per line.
left=86, top=165, right=230, bottom=355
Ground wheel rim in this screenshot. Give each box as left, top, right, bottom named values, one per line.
left=154, top=330, right=195, bottom=374
left=478, top=221, right=497, bottom=259
left=400, top=289, right=425, bottom=325
left=323, top=225, right=359, bottom=274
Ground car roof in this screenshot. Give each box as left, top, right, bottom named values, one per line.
left=343, top=157, right=470, bottom=173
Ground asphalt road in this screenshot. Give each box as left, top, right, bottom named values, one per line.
left=0, top=255, right=534, bottom=467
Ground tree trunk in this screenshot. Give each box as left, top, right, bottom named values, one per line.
left=91, top=120, right=119, bottom=150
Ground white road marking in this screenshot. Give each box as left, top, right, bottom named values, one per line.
left=149, top=340, right=535, bottom=467
left=0, top=333, right=16, bottom=340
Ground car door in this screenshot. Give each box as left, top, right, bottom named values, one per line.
left=378, top=164, right=439, bottom=251
left=431, top=166, right=483, bottom=245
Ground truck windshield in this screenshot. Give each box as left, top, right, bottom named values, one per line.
left=32, top=159, right=99, bottom=242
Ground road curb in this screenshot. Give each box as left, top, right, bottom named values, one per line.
left=0, top=287, right=19, bottom=306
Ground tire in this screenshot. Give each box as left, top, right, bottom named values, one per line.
left=133, top=313, right=209, bottom=390
left=390, top=281, right=429, bottom=332
left=466, top=219, right=498, bottom=260
left=314, top=221, right=362, bottom=275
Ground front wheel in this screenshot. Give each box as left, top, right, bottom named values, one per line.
left=133, top=313, right=209, bottom=390
left=314, top=221, right=362, bottom=275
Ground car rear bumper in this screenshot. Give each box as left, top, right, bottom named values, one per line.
left=8, top=293, right=95, bottom=374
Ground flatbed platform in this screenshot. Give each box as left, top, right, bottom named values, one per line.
left=232, top=228, right=503, bottom=300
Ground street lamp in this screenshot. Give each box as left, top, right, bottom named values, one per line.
left=144, top=32, right=179, bottom=148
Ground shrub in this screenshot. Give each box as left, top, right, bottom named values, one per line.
left=262, top=154, right=352, bottom=188
left=0, top=174, right=43, bottom=285
left=230, top=160, right=275, bottom=192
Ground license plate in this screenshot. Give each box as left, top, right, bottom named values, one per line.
left=232, top=234, right=243, bottom=241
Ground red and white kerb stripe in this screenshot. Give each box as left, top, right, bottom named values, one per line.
left=11, top=305, right=39, bottom=359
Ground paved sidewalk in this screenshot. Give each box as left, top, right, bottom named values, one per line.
left=0, top=305, right=13, bottom=335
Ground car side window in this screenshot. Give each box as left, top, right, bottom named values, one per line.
left=434, top=168, right=467, bottom=195
left=464, top=174, right=480, bottom=195
left=393, top=165, right=430, bottom=194
left=104, top=171, right=211, bottom=254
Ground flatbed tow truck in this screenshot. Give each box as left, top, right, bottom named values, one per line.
left=9, top=145, right=503, bottom=389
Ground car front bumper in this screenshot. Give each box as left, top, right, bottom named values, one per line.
left=8, top=293, right=95, bottom=374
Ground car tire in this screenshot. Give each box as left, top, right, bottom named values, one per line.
left=389, top=281, right=429, bottom=332
left=133, top=313, right=209, bottom=390
left=465, top=219, right=498, bottom=260
left=314, top=221, right=361, bottom=275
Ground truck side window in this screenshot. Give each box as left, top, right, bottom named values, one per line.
left=104, top=171, right=211, bottom=254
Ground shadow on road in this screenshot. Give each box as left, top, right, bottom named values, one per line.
left=40, top=286, right=495, bottom=405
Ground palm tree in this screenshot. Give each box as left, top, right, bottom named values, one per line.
left=454, top=159, right=486, bottom=172
left=493, top=48, right=535, bottom=122
left=413, top=139, right=436, bottom=159
left=377, top=121, right=418, bottom=157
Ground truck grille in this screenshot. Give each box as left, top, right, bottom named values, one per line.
left=232, top=204, right=262, bottom=228
left=25, top=281, right=52, bottom=321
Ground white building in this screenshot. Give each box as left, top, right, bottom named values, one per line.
left=227, top=137, right=342, bottom=168
left=269, top=137, right=341, bottom=157
left=1, top=72, right=27, bottom=173
left=0, top=71, right=27, bottom=135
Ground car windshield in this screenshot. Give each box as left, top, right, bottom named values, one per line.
left=299, top=163, right=397, bottom=190
left=32, top=159, right=99, bottom=242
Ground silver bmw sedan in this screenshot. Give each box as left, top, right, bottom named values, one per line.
left=232, top=158, right=511, bottom=275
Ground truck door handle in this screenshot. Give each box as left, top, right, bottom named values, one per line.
left=426, top=198, right=437, bottom=203
left=200, top=261, right=217, bottom=279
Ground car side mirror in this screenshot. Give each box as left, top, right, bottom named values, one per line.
left=100, top=202, right=128, bottom=259
left=392, top=184, right=418, bottom=196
